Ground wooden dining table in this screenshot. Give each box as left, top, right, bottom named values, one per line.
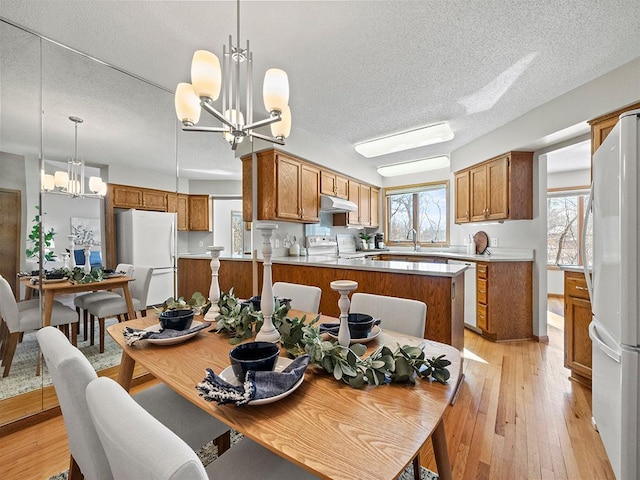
left=107, top=309, right=461, bottom=480
left=21, top=275, right=136, bottom=327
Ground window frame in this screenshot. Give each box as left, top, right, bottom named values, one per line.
left=546, top=185, right=591, bottom=266
left=383, top=180, right=450, bottom=248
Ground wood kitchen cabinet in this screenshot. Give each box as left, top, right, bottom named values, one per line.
left=564, top=270, right=592, bottom=388
left=320, top=170, right=349, bottom=199
left=110, top=184, right=167, bottom=211
left=454, top=170, right=470, bottom=223
left=455, top=151, right=533, bottom=224
left=475, top=261, right=533, bottom=341
left=167, top=193, right=189, bottom=231
left=588, top=101, right=640, bottom=155
left=241, top=149, right=320, bottom=223
left=188, top=195, right=211, bottom=231
left=334, top=180, right=374, bottom=227
left=370, top=187, right=380, bottom=227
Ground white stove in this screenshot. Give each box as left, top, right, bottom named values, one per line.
left=306, top=234, right=367, bottom=259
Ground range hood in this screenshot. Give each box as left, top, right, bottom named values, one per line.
left=320, top=195, right=358, bottom=212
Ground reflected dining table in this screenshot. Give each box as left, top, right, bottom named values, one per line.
left=21, top=275, right=136, bottom=327
left=107, top=309, right=461, bottom=480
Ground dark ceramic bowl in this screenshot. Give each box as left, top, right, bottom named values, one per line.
left=159, top=309, right=194, bottom=331
left=347, top=313, right=375, bottom=339
left=244, top=296, right=292, bottom=311
left=229, top=341, right=280, bottom=382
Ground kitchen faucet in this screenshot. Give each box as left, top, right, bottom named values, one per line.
left=407, top=228, right=419, bottom=251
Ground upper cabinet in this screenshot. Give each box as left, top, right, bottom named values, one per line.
left=167, top=193, right=189, bottom=231
left=242, top=149, right=320, bottom=223
left=588, top=101, right=640, bottom=154
left=334, top=180, right=379, bottom=227
left=455, top=151, right=533, bottom=224
left=188, top=195, right=212, bottom=231
left=320, top=170, right=349, bottom=199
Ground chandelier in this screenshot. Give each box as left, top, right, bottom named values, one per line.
left=174, top=0, right=291, bottom=150
left=41, top=116, right=106, bottom=198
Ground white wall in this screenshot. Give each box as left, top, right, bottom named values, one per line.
left=108, top=164, right=177, bottom=192
left=547, top=169, right=591, bottom=190
left=212, top=199, right=242, bottom=253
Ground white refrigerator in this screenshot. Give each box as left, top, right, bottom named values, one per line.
left=116, top=209, right=176, bottom=306
left=585, top=109, right=640, bottom=480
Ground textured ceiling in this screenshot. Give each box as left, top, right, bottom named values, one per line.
left=1, top=0, right=639, bottom=181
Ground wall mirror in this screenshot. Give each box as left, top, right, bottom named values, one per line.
left=0, top=19, right=178, bottom=427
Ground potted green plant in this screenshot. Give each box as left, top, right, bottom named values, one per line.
left=358, top=232, right=372, bottom=250
left=26, top=206, right=56, bottom=269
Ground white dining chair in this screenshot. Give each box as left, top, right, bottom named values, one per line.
left=272, top=282, right=322, bottom=313
left=74, top=263, right=134, bottom=342
left=0, top=275, right=78, bottom=378
left=86, top=265, right=153, bottom=353
left=349, top=293, right=427, bottom=338
left=37, top=326, right=231, bottom=480
left=349, top=292, right=427, bottom=480
left=86, top=376, right=319, bottom=480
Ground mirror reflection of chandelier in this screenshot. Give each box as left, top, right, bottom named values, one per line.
left=174, top=0, right=291, bottom=150
left=41, top=116, right=106, bottom=198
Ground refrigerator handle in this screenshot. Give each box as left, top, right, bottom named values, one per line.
left=588, top=321, right=621, bottom=363
left=582, top=183, right=594, bottom=300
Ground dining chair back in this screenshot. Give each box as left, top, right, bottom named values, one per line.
left=349, top=293, right=427, bottom=338
left=37, top=326, right=231, bottom=480
left=0, top=274, right=78, bottom=377
left=86, top=376, right=319, bottom=480
left=272, top=282, right=322, bottom=313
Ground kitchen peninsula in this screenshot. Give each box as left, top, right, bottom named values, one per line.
left=179, top=253, right=467, bottom=351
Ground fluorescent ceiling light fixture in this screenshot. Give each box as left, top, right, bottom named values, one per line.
left=355, top=122, right=454, bottom=158
left=377, top=155, right=450, bottom=177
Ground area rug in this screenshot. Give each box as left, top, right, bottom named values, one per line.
left=0, top=316, right=122, bottom=400
left=48, top=430, right=439, bottom=479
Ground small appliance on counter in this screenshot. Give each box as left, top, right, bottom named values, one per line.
left=374, top=233, right=385, bottom=249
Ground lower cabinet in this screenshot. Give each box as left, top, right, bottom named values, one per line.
left=177, top=258, right=253, bottom=301
left=563, top=270, right=592, bottom=388
left=475, top=261, right=533, bottom=341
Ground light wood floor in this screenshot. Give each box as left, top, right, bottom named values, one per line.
left=0, top=313, right=614, bottom=480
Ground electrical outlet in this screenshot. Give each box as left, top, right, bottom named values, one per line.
left=199, top=241, right=204, bottom=247
left=490, top=237, right=498, bottom=247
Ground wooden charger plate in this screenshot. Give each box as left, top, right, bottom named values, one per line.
left=473, top=231, right=489, bottom=254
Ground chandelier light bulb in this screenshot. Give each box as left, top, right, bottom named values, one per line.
left=191, top=50, right=222, bottom=100
left=89, top=176, right=103, bottom=193
left=175, top=83, right=202, bottom=125
left=271, top=105, right=291, bottom=139
left=42, top=173, right=55, bottom=192
left=263, top=68, right=289, bottom=113
left=97, top=181, right=108, bottom=196
left=54, top=171, right=69, bottom=189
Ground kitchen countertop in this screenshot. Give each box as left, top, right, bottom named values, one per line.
left=558, top=264, right=592, bottom=273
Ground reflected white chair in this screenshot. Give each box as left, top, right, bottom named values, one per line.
left=74, top=263, right=134, bottom=342
left=350, top=293, right=427, bottom=338
left=272, top=282, right=322, bottom=313
left=348, top=292, right=427, bottom=480
left=0, top=275, right=78, bottom=378
left=86, top=376, right=319, bottom=480
left=86, top=265, right=153, bottom=353
left=37, top=326, right=231, bottom=480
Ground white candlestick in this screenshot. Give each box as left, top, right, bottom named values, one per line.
left=83, top=245, right=91, bottom=273
left=330, top=280, right=358, bottom=349
left=255, top=223, right=279, bottom=343
left=204, top=246, right=224, bottom=321
left=68, top=235, right=76, bottom=269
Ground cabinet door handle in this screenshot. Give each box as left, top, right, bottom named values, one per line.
left=575, top=285, right=587, bottom=291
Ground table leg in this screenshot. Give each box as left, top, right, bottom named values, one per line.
left=432, top=419, right=452, bottom=480
left=43, top=290, right=55, bottom=327
left=117, top=352, right=136, bottom=392
left=122, top=282, right=136, bottom=320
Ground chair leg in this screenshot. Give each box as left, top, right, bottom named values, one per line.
left=215, top=430, right=231, bottom=455
left=90, top=314, right=96, bottom=346
left=36, top=351, right=41, bottom=377
left=2, top=332, right=20, bottom=378
left=412, top=455, right=421, bottom=480
left=83, top=309, right=89, bottom=341
left=99, top=317, right=105, bottom=353
left=68, top=454, right=83, bottom=480
left=71, top=322, right=78, bottom=346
